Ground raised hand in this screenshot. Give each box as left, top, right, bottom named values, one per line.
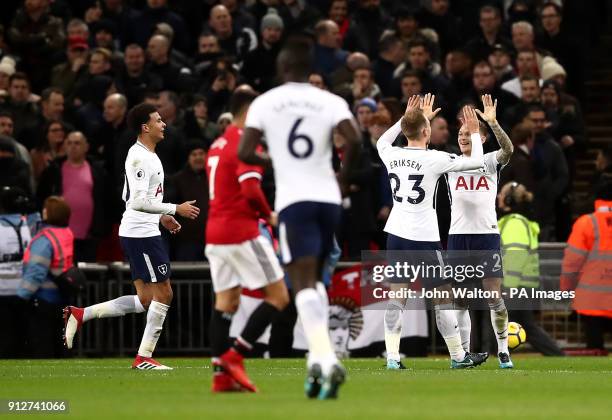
left=176, top=200, right=200, bottom=219
left=462, top=105, right=480, bottom=135
left=420, top=93, right=442, bottom=120
left=405, top=95, right=421, bottom=113
left=475, top=94, right=497, bottom=123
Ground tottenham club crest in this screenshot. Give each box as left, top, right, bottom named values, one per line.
left=158, top=264, right=168, bottom=275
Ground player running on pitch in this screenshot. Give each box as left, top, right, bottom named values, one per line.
left=447, top=94, right=514, bottom=368
left=205, top=88, right=289, bottom=393
left=63, top=103, right=200, bottom=370
left=238, top=37, right=361, bottom=399
left=378, top=94, right=489, bottom=369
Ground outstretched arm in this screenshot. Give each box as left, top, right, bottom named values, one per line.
left=475, top=94, right=513, bottom=165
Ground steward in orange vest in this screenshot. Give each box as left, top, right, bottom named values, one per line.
left=561, top=178, right=612, bottom=350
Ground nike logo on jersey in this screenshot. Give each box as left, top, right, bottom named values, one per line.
left=455, top=175, right=490, bottom=191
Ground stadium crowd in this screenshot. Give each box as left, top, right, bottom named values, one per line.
left=0, top=0, right=601, bottom=264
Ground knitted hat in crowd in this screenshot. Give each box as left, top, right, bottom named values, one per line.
left=355, top=97, right=377, bottom=113
left=261, top=8, right=284, bottom=32
left=217, top=112, right=233, bottom=124
left=0, top=56, right=16, bottom=76
left=541, top=56, right=566, bottom=81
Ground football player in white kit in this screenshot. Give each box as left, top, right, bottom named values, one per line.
left=63, top=103, right=200, bottom=369
left=446, top=95, right=515, bottom=368
left=378, top=94, right=489, bottom=369
left=238, top=37, right=361, bottom=399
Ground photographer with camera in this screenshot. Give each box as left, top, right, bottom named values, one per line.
left=17, top=196, right=79, bottom=358
left=0, top=186, right=39, bottom=358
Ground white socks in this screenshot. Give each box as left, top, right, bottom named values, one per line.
left=490, top=299, right=509, bottom=354
left=384, top=301, right=403, bottom=362
left=295, top=288, right=337, bottom=374
left=83, top=295, right=145, bottom=322
left=315, top=282, right=329, bottom=317
left=435, top=304, right=466, bottom=362
left=455, top=308, right=471, bottom=352
left=138, top=300, right=170, bottom=358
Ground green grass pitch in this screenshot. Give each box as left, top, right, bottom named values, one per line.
left=1, top=357, right=611, bottom=419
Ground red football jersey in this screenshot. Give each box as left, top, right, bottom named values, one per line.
left=206, top=124, right=266, bottom=244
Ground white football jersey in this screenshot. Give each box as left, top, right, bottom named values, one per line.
left=119, top=141, right=172, bottom=237
left=245, top=82, right=354, bottom=212
left=377, top=121, right=484, bottom=242
left=447, top=152, right=503, bottom=234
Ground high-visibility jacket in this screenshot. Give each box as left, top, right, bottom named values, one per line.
left=20, top=226, right=74, bottom=303
left=560, top=199, right=612, bottom=318
left=499, top=213, right=541, bottom=288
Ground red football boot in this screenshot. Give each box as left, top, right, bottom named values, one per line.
left=212, top=371, right=244, bottom=392
left=63, top=306, right=84, bottom=349
left=218, top=349, right=257, bottom=392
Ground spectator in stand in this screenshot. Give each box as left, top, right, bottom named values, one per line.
left=167, top=141, right=209, bottom=261
left=83, top=0, right=141, bottom=49
left=153, top=22, right=192, bottom=70
left=193, top=33, right=223, bottom=80
left=592, top=146, right=612, bottom=199
left=376, top=98, right=403, bottom=124
left=526, top=104, right=569, bottom=241
left=416, top=0, right=463, bottom=55
left=354, top=97, right=376, bottom=143
left=73, top=48, right=114, bottom=107
left=442, top=49, right=473, bottom=107
left=182, top=95, right=219, bottom=148
left=7, top=0, right=65, bottom=91
left=74, top=75, right=115, bottom=143
left=510, top=21, right=546, bottom=70
left=207, top=4, right=257, bottom=65
left=391, top=7, right=426, bottom=51
left=0, top=56, right=16, bottom=96
left=216, top=112, right=233, bottom=134
left=114, top=44, right=163, bottom=107
left=330, top=51, right=370, bottom=92
left=462, top=61, right=517, bottom=125
left=220, top=0, right=256, bottom=33
left=51, top=36, right=89, bottom=102
left=308, top=72, right=328, bottom=90
left=488, top=44, right=515, bottom=85
left=241, top=9, right=284, bottom=92
left=536, top=2, right=584, bottom=102
left=3, top=73, right=40, bottom=148
left=278, top=0, right=321, bottom=33
left=131, top=0, right=189, bottom=53
left=158, top=90, right=183, bottom=130
left=541, top=79, right=585, bottom=169
left=465, top=5, right=512, bottom=63
left=429, top=115, right=459, bottom=154
left=313, top=19, right=348, bottom=75
left=91, top=19, right=120, bottom=56
left=30, top=120, right=67, bottom=185
left=336, top=67, right=380, bottom=110
left=201, top=57, right=238, bottom=121
left=398, top=70, right=423, bottom=108
left=65, top=18, right=89, bottom=43
left=499, top=120, right=536, bottom=194
left=327, top=0, right=349, bottom=41
left=344, top=0, right=391, bottom=58
left=22, top=87, right=68, bottom=148
left=501, top=50, right=541, bottom=99
left=394, top=40, right=447, bottom=95
left=0, top=112, right=32, bottom=179
left=0, top=136, right=32, bottom=194
left=147, top=34, right=191, bottom=93
left=37, top=131, right=108, bottom=262
left=372, top=33, right=405, bottom=97
left=366, top=113, right=392, bottom=248
left=99, top=93, right=128, bottom=211
left=503, top=75, right=542, bottom=128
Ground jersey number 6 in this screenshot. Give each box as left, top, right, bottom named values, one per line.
left=288, top=118, right=314, bottom=159
left=389, top=173, right=425, bottom=204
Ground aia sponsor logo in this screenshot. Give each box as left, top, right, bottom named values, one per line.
left=455, top=175, right=489, bottom=191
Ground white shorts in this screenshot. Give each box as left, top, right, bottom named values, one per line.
left=205, top=235, right=284, bottom=292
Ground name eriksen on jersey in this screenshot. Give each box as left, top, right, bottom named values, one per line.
left=389, top=159, right=422, bottom=171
